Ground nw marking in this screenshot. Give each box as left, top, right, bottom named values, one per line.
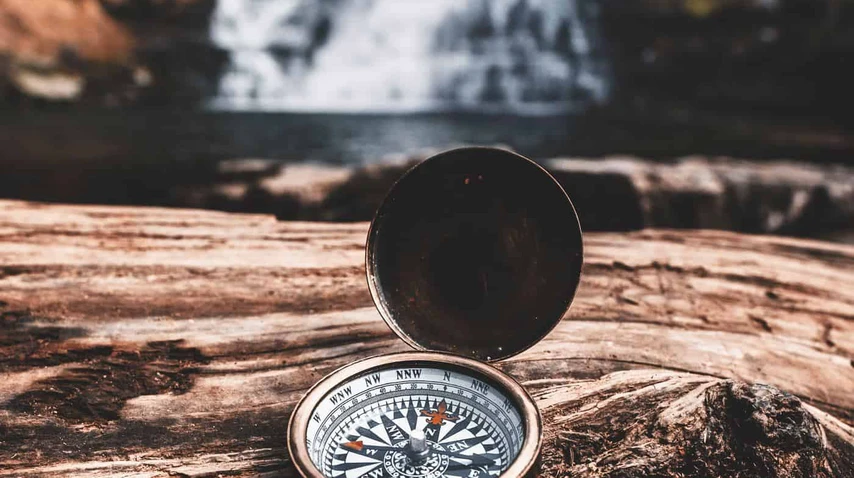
left=364, top=373, right=381, bottom=387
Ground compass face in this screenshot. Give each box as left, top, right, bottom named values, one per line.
left=302, top=361, right=526, bottom=478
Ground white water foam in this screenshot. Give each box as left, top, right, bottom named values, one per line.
left=208, top=0, right=610, bottom=114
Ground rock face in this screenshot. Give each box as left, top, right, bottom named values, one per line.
left=0, top=0, right=218, bottom=105
left=101, top=0, right=224, bottom=105
left=0, top=0, right=132, bottom=64
left=171, top=155, right=854, bottom=240
left=547, top=157, right=854, bottom=237
left=0, top=0, right=135, bottom=102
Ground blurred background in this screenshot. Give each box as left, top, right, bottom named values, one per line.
left=1, top=0, right=852, bottom=240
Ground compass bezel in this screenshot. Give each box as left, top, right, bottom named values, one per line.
left=287, top=351, right=542, bottom=478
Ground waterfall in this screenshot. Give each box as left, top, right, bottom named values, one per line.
left=208, top=0, right=609, bottom=114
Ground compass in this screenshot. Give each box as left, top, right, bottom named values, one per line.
left=288, top=147, right=583, bottom=478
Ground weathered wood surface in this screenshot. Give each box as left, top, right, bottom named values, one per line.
left=0, top=199, right=852, bottom=477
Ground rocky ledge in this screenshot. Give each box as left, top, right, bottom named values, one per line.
left=170, top=154, right=854, bottom=240
left=0, top=0, right=218, bottom=105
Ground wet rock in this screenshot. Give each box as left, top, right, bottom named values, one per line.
left=547, top=156, right=854, bottom=237
left=10, top=67, right=86, bottom=100
left=170, top=154, right=854, bottom=240
left=216, top=158, right=283, bottom=181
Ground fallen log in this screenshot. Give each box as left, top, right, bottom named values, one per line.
left=0, top=199, right=852, bottom=477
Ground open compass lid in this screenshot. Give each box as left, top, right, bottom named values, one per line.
left=366, top=147, right=583, bottom=363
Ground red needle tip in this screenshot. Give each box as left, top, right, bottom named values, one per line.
left=342, top=441, right=363, bottom=451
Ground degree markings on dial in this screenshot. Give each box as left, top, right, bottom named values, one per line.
left=314, top=369, right=518, bottom=429
left=318, top=383, right=519, bottom=450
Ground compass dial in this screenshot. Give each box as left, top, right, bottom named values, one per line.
left=293, top=357, right=533, bottom=478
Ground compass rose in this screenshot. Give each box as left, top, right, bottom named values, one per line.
left=328, top=393, right=508, bottom=478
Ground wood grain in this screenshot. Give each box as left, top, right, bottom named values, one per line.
left=0, top=200, right=852, bottom=477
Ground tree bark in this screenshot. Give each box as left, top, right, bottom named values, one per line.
left=0, top=199, right=852, bottom=477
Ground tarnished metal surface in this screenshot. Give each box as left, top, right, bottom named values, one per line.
left=366, top=147, right=583, bottom=362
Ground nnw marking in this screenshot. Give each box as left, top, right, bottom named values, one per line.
left=396, top=369, right=422, bottom=380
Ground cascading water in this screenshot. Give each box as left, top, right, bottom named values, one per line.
left=209, top=0, right=609, bottom=113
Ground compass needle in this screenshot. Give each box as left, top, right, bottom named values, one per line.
left=342, top=441, right=363, bottom=452
left=289, top=147, right=583, bottom=478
